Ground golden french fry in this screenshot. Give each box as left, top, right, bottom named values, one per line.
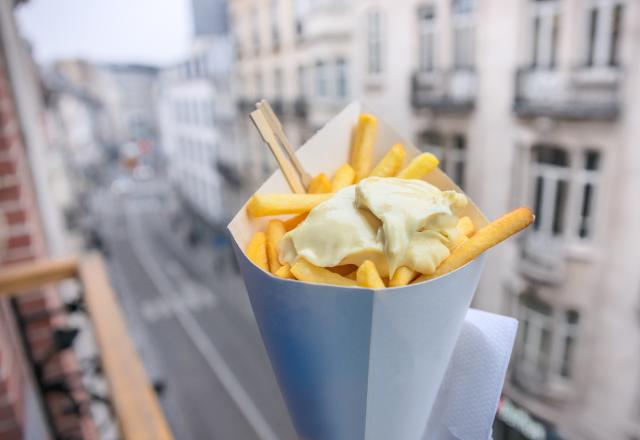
left=370, top=144, right=406, bottom=177
left=275, top=263, right=295, bottom=279
left=356, top=260, right=385, bottom=289
left=291, top=259, right=357, bottom=287
left=389, top=266, right=417, bottom=287
left=331, top=163, right=356, bottom=191
left=397, top=153, right=439, bottom=180
left=328, top=264, right=358, bottom=276
left=457, top=216, right=475, bottom=237
left=245, top=232, right=268, bottom=271
left=283, top=212, right=308, bottom=230
left=266, top=220, right=286, bottom=273
left=308, top=173, right=332, bottom=194
left=350, top=114, right=378, bottom=182
left=415, top=207, right=534, bottom=282
left=449, top=216, right=475, bottom=249
left=345, top=270, right=357, bottom=280
left=247, top=193, right=332, bottom=217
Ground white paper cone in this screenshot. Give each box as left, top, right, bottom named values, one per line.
left=228, top=102, right=489, bottom=440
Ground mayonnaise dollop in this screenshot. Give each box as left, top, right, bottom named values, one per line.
left=279, top=177, right=467, bottom=277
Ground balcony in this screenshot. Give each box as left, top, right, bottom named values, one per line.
left=305, top=2, right=350, bottom=42
left=236, top=97, right=253, bottom=113
left=411, top=69, right=476, bottom=112
left=271, top=98, right=284, bottom=116
left=518, top=233, right=566, bottom=285
left=294, top=97, right=308, bottom=118
left=514, top=67, right=621, bottom=120
left=0, top=256, right=172, bottom=439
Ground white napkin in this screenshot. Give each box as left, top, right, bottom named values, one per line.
left=424, top=309, right=518, bottom=440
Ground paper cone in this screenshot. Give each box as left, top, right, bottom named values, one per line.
left=228, top=102, right=488, bottom=440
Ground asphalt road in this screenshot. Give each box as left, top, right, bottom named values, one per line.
left=96, top=180, right=297, bottom=440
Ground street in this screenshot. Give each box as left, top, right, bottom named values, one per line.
left=95, top=179, right=297, bottom=440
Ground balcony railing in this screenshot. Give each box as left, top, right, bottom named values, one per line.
left=411, top=69, right=476, bottom=112
left=294, top=97, right=308, bottom=118
left=514, top=67, right=621, bottom=120
left=271, top=98, right=284, bottom=116
left=236, top=98, right=253, bottom=113
left=305, top=2, right=350, bottom=41
left=0, top=256, right=173, bottom=440
left=518, top=233, right=566, bottom=285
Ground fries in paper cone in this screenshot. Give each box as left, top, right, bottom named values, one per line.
left=229, top=102, right=530, bottom=440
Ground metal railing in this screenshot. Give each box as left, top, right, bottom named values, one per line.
left=411, top=69, right=476, bottom=112
left=513, top=67, right=621, bottom=120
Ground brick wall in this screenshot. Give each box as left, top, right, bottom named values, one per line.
left=0, top=28, right=95, bottom=440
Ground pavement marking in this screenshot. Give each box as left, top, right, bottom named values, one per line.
left=126, top=209, right=280, bottom=440
left=140, top=288, right=218, bottom=324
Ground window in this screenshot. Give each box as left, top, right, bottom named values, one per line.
left=530, top=0, right=560, bottom=69
left=530, top=145, right=600, bottom=244
left=252, top=7, right=260, bottom=54
left=255, top=71, right=263, bottom=97
left=366, top=9, right=384, bottom=75
left=417, top=131, right=467, bottom=188
left=418, top=5, right=436, bottom=72
left=585, top=0, right=624, bottom=67
left=516, top=291, right=580, bottom=386
left=336, top=59, right=349, bottom=99
left=297, top=65, right=306, bottom=97
left=452, top=0, right=474, bottom=69
left=274, top=68, right=283, bottom=98
left=271, top=0, right=280, bottom=50
left=294, top=0, right=306, bottom=39
left=449, top=134, right=466, bottom=188
left=315, top=60, right=327, bottom=97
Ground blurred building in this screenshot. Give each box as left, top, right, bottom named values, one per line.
left=158, top=0, right=240, bottom=231
left=97, top=63, right=159, bottom=147
left=230, top=0, right=640, bottom=439
left=0, top=0, right=96, bottom=438
left=230, top=0, right=354, bottom=182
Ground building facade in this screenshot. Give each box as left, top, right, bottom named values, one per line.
left=157, top=35, right=236, bottom=226
left=0, top=0, right=97, bottom=438
left=230, top=0, right=640, bottom=438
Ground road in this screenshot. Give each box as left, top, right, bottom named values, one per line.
left=95, top=179, right=297, bottom=440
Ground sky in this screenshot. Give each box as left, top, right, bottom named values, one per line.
left=15, top=0, right=193, bottom=66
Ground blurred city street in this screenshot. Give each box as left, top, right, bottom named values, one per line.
left=94, top=178, right=296, bottom=440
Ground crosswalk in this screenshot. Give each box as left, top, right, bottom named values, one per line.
left=141, top=286, right=218, bottom=323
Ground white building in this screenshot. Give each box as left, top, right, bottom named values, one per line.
left=97, top=64, right=159, bottom=147
left=230, top=1, right=640, bottom=439
left=157, top=36, right=236, bottom=226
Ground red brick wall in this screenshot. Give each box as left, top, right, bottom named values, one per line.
left=0, top=39, right=94, bottom=440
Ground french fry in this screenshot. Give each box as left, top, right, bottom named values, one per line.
left=275, top=263, right=295, bottom=279
left=247, top=193, right=332, bottom=217
left=457, top=216, right=475, bottom=237
left=283, top=212, right=308, bottom=230
left=449, top=216, right=475, bottom=249
left=415, top=207, right=534, bottom=282
left=350, top=114, right=378, bottom=182
left=356, top=260, right=385, bottom=289
left=390, top=217, right=474, bottom=286
left=266, top=220, right=286, bottom=273
left=328, top=264, right=358, bottom=276
left=397, top=153, right=439, bottom=180
left=291, top=259, right=357, bottom=287
left=331, top=163, right=356, bottom=191
left=245, top=232, right=268, bottom=271
left=370, top=144, right=406, bottom=178
left=308, top=173, right=332, bottom=194
left=389, top=266, right=418, bottom=287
